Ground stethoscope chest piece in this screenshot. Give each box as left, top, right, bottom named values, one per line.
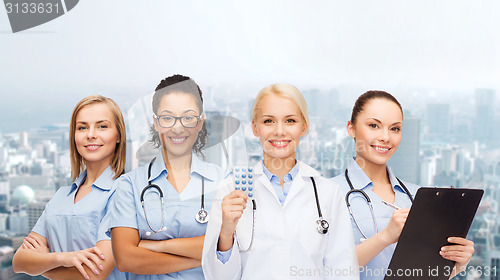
left=316, top=219, right=329, bottom=234
left=310, top=177, right=329, bottom=235
left=195, top=209, right=209, bottom=224
left=142, top=157, right=211, bottom=237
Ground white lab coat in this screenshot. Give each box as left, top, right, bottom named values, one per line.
left=202, top=160, right=359, bottom=280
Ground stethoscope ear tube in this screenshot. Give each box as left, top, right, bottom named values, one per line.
left=344, top=168, right=413, bottom=242
left=141, top=183, right=166, bottom=235
left=141, top=157, right=210, bottom=236
left=345, top=188, right=371, bottom=206
left=141, top=184, right=163, bottom=202
left=236, top=199, right=256, bottom=252
left=345, top=169, right=379, bottom=241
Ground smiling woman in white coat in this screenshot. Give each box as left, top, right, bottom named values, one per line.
left=202, top=84, right=359, bottom=279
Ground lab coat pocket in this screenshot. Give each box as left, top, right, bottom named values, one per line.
left=298, top=216, right=329, bottom=266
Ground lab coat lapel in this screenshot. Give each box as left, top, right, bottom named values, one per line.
left=283, top=161, right=319, bottom=209
left=258, top=174, right=275, bottom=194
left=254, top=163, right=281, bottom=203
left=282, top=175, right=306, bottom=209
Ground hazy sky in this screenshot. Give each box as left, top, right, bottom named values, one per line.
left=1, top=0, right=499, bottom=132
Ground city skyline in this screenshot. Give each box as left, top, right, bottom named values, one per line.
left=2, top=1, right=500, bottom=278
left=1, top=1, right=500, bottom=136
left=0, top=84, right=498, bottom=134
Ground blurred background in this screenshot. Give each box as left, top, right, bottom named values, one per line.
left=1, top=1, right=499, bottom=279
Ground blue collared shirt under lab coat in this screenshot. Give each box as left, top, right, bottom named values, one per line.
left=32, top=166, right=127, bottom=280
left=107, top=151, right=225, bottom=280
left=331, top=159, right=419, bottom=280
left=262, top=161, right=299, bottom=206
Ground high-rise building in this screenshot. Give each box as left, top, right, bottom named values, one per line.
left=389, top=118, right=420, bottom=184
left=0, top=181, right=9, bottom=212
left=490, top=253, right=500, bottom=280
left=475, top=88, right=496, bottom=144
left=8, top=211, right=28, bottom=235
left=27, top=200, right=49, bottom=231
left=419, top=157, right=436, bottom=186
left=440, top=147, right=457, bottom=173
left=19, top=132, right=28, bottom=149
left=0, top=214, right=8, bottom=232
left=0, top=147, right=7, bottom=167
left=426, top=103, right=450, bottom=137
left=302, top=89, right=342, bottom=120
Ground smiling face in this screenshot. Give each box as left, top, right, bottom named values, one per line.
left=153, top=92, right=204, bottom=159
left=74, top=103, right=120, bottom=168
left=347, top=98, right=403, bottom=169
left=252, top=94, right=307, bottom=167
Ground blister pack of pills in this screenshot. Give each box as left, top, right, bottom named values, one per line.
left=233, top=166, right=254, bottom=198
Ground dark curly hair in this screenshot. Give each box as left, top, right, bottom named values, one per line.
left=149, top=74, right=208, bottom=157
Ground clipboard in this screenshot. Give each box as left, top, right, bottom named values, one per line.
left=384, top=187, right=483, bottom=280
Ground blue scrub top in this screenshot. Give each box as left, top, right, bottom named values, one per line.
left=32, top=166, right=127, bottom=280
left=331, top=159, right=419, bottom=280
left=108, top=152, right=225, bottom=280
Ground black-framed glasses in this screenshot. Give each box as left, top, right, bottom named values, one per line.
left=154, top=114, right=201, bottom=128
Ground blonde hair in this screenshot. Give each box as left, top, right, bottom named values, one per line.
left=69, top=95, right=126, bottom=181
left=251, top=83, right=310, bottom=134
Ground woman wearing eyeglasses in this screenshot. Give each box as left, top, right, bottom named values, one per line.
left=108, top=75, right=225, bottom=279
left=202, top=84, right=358, bottom=279
left=331, top=90, right=474, bottom=280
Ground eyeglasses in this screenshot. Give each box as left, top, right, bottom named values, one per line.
left=154, top=114, right=201, bottom=128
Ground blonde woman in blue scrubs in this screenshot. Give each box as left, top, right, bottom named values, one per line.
left=109, top=75, right=225, bottom=279
left=331, top=90, right=475, bottom=280
left=13, top=95, right=127, bottom=280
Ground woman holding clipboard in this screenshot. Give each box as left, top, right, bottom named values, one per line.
left=331, top=90, right=474, bottom=279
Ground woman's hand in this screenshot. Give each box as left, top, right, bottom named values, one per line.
left=220, top=190, right=247, bottom=236
left=218, top=190, right=247, bottom=251
left=356, top=208, right=410, bottom=266
left=22, top=233, right=49, bottom=253
left=440, top=237, right=474, bottom=278
left=56, top=247, right=106, bottom=279
left=379, top=208, right=410, bottom=245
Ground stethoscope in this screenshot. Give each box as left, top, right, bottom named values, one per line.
left=236, top=176, right=329, bottom=252
left=140, top=157, right=209, bottom=236
left=344, top=169, right=413, bottom=242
